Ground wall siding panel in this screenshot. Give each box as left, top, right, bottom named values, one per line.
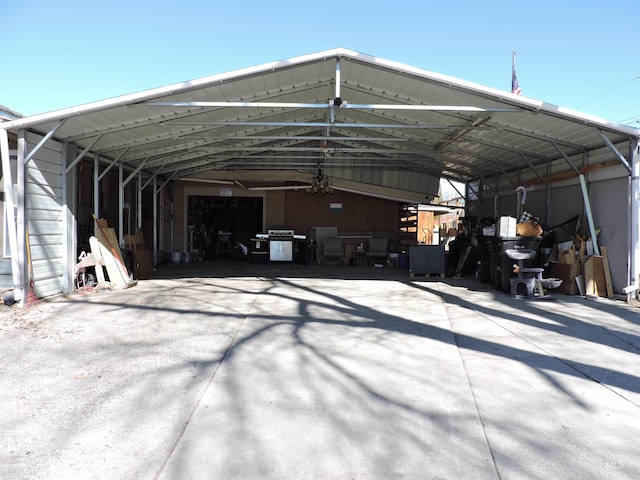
left=26, top=132, right=65, bottom=298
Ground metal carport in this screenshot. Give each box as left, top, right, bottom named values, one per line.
left=1, top=48, right=639, bottom=304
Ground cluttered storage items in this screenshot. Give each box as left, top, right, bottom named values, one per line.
left=447, top=210, right=612, bottom=299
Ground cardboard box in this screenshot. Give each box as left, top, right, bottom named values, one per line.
left=497, top=216, right=517, bottom=237
left=549, top=262, right=582, bottom=295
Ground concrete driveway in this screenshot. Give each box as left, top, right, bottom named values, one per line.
left=1, top=261, right=639, bottom=479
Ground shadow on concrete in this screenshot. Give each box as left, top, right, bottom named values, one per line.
left=3, top=259, right=640, bottom=479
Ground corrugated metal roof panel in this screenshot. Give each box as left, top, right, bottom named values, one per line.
left=2, top=48, right=637, bottom=200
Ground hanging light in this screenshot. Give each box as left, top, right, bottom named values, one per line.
left=306, top=166, right=333, bottom=195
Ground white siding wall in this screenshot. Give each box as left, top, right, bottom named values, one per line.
left=26, top=132, right=65, bottom=298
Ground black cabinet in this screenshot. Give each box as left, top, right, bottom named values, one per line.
left=409, top=245, right=445, bottom=276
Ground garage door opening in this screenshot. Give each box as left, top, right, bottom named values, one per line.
left=187, top=195, right=263, bottom=259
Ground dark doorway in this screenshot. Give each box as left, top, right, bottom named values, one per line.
left=187, top=196, right=263, bottom=259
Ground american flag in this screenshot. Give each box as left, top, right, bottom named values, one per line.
left=511, top=70, right=522, bottom=95
left=511, top=51, right=522, bottom=95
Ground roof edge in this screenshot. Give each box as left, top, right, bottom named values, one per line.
left=3, top=47, right=639, bottom=138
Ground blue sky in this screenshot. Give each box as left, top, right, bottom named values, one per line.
left=3, top=0, right=640, bottom=125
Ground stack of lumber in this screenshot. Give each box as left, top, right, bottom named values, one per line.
left=548, top=217, right=613, bottom=298
left=92, top=217, right=136, bottom=289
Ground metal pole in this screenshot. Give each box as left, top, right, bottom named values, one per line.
left=0, top=129, right=21, bottom=300
left=17, top=131, right=27, bottom=305
left=153, top=177, right=158, bottom=267
left=579, top=174, right=600, bottom=256
left=119, top=163, right=124, bottom=245
left=137, top=171, right=143, bottom=231
left=629, top=140, right=640, bottom=297
left=93, top=154, right=100, bottom=219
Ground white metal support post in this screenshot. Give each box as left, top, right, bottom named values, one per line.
left=16, top=131, right=27, bottom=306
left=62, top=142, right=75, bottom=294
left=93, top=154, right=100, bottom=219
left=629, top=140, right=640, bottom=298
left=137, top=171, right=143, bottom=232
left=0, top=129, right=21, bottom=301
left=153, top=177, right=158, bottom=266
left=119, top=163, right=124, bottom=245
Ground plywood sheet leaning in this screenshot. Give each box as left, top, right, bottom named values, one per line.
left=601, top=246, right=614, bottom=299
left=86, top=237, right=109, bottom=289
left=89, top=236, right=136, bottom=289
left=592, top=256, right=607, bottom=298
left=92, top=215, right=133, bottom=285
left=124, top=234, right=154, bottom=279
left=94, top=226, right=125, bottom=265
left=582, top=256, right=595, bottom=296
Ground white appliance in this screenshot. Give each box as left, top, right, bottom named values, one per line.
left=267, top=229, right=295, bottom=262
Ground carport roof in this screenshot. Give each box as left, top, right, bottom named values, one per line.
left=2, top=48, right=639, bottom=199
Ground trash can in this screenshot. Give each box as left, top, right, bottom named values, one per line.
left=398, top=252, right=409, bottom=269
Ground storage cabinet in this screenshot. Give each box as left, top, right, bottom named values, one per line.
left=409, top=245, right=445, bottom=276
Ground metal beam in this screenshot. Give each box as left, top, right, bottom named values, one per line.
left=579, top=174, right=600, bottom=256
left=98, top=147, right=130, bottom=181
left=552, top=141, right=581, bottom=175
left=165, top=120, right=497, bottom=129
left=156, top=171, right=178, bottom=193
left=65, top=134, right=103, bottom=173
left=62, top=81, right=332, bottom=144
left=158, top=146, right=438, bottom=154
left=176, top=135, right=414, bottom=142
left=141, top=165, right=165, bottom=190
left=594, top=127, right=632, bottom=172
left=123, top=157, right=149, bottom=187
left=143, top=100, right=521, bottom=113
left=518, top=153, right=549, bottom=188
left=446, top=178, right=466, bottom=199
left=23, top=119, right=66, bottom=164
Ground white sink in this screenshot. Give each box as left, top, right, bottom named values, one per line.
left=505, top=248, right=537, bottom=260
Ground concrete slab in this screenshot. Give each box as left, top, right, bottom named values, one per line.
left=157, top=276, right=495, bottom=479
left=0, top=261, right=638, bottom=479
